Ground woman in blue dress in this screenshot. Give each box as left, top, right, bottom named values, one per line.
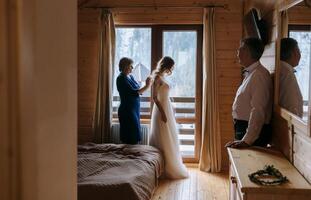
left=116, top=57, right=152, bottom=144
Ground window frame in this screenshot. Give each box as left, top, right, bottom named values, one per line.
left=112, top=25, right=203, bottom=162
left=288, top=24, right=311, bottom=33
left=288, top=24, right=311, bottom=107
left=112, top=25, right=152, bottom=121
left=154, top=25, right=203, bottom=163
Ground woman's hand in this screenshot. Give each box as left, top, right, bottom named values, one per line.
left=225, top=140, right=249, bottom=148
left=138, top=76, right=153, bottom=95
left=145, top=76, right=152, bottom=87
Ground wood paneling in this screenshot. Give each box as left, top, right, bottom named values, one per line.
left=214, top=3, right=242, bottom=170
left=111, top=2, right=243, bottom=25
left=113, top=7, right=203, bottom=25
left=294, top=133, right=311, bottom=183
left=79, top=0, right=238, bottom=9
left=272, top=110, right=293, bottom=160
left=288, top=3, right=311, bottom=24
left=78, top=9, right=101, bottom=144
left=79, top=0, right=242, bottom=25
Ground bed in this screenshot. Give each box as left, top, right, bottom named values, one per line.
left=78, top=143, right=164, bottom=200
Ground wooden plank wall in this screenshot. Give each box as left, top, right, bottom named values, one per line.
left=113, top=7, right=203, bottom=24
left=78, top=1, right=243, bottom=169
left=288, top=2, right=311, bottom=24
left=78, top=9, right=101, bottom=144
left=214, top=3, right=242, bottom=170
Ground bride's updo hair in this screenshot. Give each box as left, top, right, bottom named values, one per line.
left=152, top=56, right=175, bottom=77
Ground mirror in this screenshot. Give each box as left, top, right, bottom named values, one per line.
left=278, top=1, right=311, bottom=122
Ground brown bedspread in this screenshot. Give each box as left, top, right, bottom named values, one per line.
left=78, top=143, right=163, bottom=200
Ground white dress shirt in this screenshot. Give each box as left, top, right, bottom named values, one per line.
left=232, top=61, right=273, bottom=145
left=279, top=61, right=303, bottom=117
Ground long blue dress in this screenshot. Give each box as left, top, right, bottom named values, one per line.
left=116, top=73, right=141, bottom=144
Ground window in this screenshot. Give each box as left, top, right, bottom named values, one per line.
left=113, top=27, right=152, bottom=119
left=162, top=29, right=200, bottom=159
left=113, top=25, right=202, bottom=161
left=289, top=25, right=311, bottom=114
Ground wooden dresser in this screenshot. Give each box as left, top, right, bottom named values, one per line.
left=228, top=147, right=311, bottom=200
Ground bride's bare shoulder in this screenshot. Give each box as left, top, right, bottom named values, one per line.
left=153, top=75, right=163, bottom=85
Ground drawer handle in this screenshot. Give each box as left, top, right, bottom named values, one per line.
left=230, top=176, right=237, bottom=184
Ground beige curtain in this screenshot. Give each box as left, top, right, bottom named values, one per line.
left=93, top=9, right=116, bottom=143
left=199, top=7, right=222, bottom=172
left=280, top=10, right=288, bottom=38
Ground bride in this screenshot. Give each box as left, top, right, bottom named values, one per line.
left=149, top=56, right=188, bottom=179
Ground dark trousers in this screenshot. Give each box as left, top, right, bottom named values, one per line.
left=234, top=119, right=271, bottom=147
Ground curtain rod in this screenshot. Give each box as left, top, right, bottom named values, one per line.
left=80, top=4, right=228, bottom=10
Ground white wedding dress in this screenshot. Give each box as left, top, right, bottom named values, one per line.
left=149, top=76, right=188, bottom=179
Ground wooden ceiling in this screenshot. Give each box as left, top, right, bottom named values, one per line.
left=83, top=0, right=308, bottom=10
left=79, top=0, right=233, bottom=8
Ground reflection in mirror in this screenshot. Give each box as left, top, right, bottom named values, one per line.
left=288, top=25, right=311, bottom=120
left=279, top=38, right=304, bottom=118
left=278, top=3, right=311, bottom=121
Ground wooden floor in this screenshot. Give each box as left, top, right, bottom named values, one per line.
left=152, top=166, right=229, bottom=200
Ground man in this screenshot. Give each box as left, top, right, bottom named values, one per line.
left=279, top=38, right=303, bottom=118
left=226, top=37, right=273, bottom=148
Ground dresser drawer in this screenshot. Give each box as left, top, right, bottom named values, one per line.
left=229, top=164, right=244, bottom=200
